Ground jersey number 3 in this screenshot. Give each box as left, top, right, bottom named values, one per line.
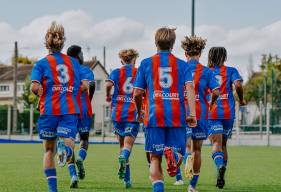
left=159, top=67, right=173, bottom=88
left=56, top=65, right=70, bottom=84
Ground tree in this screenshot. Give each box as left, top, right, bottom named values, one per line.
left=22, top=75, right=38, bottom=108
left=17, top=56, right=36, bottom=65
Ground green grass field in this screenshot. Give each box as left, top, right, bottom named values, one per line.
left=0, top=144, right=281, bottom=192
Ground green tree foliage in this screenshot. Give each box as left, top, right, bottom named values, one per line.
left=22, top=75, right=38, bottom=108
left=244, top=54, right=281, bottom=107
left=17, top=56, right=36, bottom=65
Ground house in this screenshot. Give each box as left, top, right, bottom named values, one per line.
left=0, top=58, right=111, bottom=134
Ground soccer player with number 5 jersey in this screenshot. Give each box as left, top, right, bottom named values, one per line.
left=207, top=47, right=245, bottom=189
left=105, top=49, right=140, bottom=188
left=134, top=27, right=197, bottom=192
left=30, top=22, right=89, bottom=192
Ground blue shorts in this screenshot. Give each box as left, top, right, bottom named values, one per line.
left=77, top=116, right=93, bottom=135
left=188, top=120, right=208, bottom=140
left=208, top=119, right=234, bottom=138
left=38, top=114, right=78, bottom=140
left=112, top=121, right=140, bottom=138
left=145, top=127, right=186, bottom=156
left=186, top=127, right=192, bottom=139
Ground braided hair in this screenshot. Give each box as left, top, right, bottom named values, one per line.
left=208, top=47, right=227, bottom=67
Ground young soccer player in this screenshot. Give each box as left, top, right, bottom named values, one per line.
left=105, top=49, right=140, bottom=188
left=181, top=36, right=220, bottom=192
left=30, top=22, right=89, bottom=192
left=134, top=27, right=197, bottom=192
left=208, top=47, right=245, bottom=189
left=67, top=45, right=95, bottom=183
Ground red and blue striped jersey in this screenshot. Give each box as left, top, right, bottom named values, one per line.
left=134, top=51, right=193, bottom=128
left=209, top=65, right=243, bottom=120
left=187, top=60, right=219, bottom=120
left=77, top=66, right=94, bottom=118
left=31, top=52, right=85, bottom=115
left=107, top=64, right=138, bottom=122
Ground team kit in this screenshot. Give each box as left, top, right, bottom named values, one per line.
left=30, top=22, right=245, bottom=192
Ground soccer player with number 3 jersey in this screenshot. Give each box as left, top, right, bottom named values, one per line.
left=105, top=49, right=140, bottom=188
left=207, top=47, right=245, bottom=189
left=30, top=22, right=89, bottom=192
left=134, top=27, right=197, bottom=192
left=180, top=36, right=220, bottom=192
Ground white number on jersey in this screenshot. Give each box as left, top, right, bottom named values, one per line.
left=123, top=77, right=133, bottom=94
left=159, top=67, right=173, bottom=88
left=215, top=75, right=222, bottom=86
left=56, top=65, right=70, bottom=84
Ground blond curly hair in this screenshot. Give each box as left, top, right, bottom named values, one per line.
left=45, top=21, right=65, bottom=52
left=119, top=49, right=139, bottom=64
left=181, top=36, right=207, bottom=56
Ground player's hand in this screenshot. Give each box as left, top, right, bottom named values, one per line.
left=136, top=112, right=144, bottom=123
left=106, top=95, right=112, bottom=102
left=186, top=116, right=197, bottom=128
left=239, top=100, right=247, bottom=106
left=37, top=86, right=43, bottom=97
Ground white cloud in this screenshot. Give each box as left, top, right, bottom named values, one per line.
left=0, top=9, right=281, bottom=79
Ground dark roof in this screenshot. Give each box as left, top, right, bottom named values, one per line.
left=84, top=57, right=109, bottom=76
left=0, top=64, right=33, bottom=81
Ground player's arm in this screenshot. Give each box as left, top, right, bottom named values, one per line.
left=30, top=61, right=43, bottom=97
left=209, top=89, right=219, bottom=110
left=185, top=82, right=197, bottom=127
left=134, top=88, right=144, bottom=122
left=80, top=80, right=89, bottom=92
left=105, top=81, right=114, bottom=102
left=88, top=82, right=95, bottom=102
left=234, top=80, right=246, bottom=106
left=31, top=82, right=43, bottom=97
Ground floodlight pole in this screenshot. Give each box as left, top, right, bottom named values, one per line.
left=191, top=0, right=195, bottom=36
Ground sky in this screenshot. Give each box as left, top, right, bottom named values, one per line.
left=0, top=0, right=281, bottom=79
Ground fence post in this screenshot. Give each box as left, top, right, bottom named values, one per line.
left=29, top=104, right=34, bottom=140
left=259, top=100, right=263, bottom=139
left=235, top=102, right=240, bottom=146
left=7, top=105, right=11, bottom=140
left=102, top=105, right=105, bottom=143
left=266, top=104, right=270, bottom=147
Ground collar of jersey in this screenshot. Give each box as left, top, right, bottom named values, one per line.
left=188, top=59, right=199, bottom=65
left=157, top=50, right=171, bottom=55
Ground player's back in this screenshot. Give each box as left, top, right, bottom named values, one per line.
left=110, top=64, right=138, bottom=122
left=33, top=52, right=81, bottom=115
left=209, top=65, right=242, bottom=119
left=187, top=60, right=218, bottom=121
left=77, top=65, right=94, bottom=118
left=136, top=51, right=190, bottom=128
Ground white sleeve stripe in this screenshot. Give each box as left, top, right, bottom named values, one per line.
left=133, top=87, right=145, bottom=91
left=31, top=80, right=41, bottom=84
left=211, top=87, right=220, bottom=91
left=105, top=79, right=115, bottom=85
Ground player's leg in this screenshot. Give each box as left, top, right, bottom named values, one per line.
left=165, top=127, right=185, bottom=178
left=76, top=117, right=91, bottom=180
left=188, top=139, right=203, bottom=192
left=184, top=129, right=193, bottom=179
left=120, top=122, right=139, bottom=188
left=145, top=127, right=165, bottom=192
left=57, top=115, right=79, bottom=188
left=222, top=136, right=228, bottom=167
left=38, top=115, right=58, bottom=192
left=43, top=140, right=57, bottom=192
left=208, top=119, right=225, bottom=189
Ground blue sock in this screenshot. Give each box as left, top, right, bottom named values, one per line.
left=173, top=151, right=180, bottom=163
left=124, top=163, right=131, bottom=183
left=65, top=146, right=73, bottom=159
left=153, top=180, right=164, bottom=192
left=190, top=174, right=199, bottom=188
left=44, top=168, right=57, bottom=192
left=223, top=160, right=228, bottom=167
left=78, top=148, right=87, bottom=161
left=184, top=152, right=191, bottom=164
left=176, top=168, right=182, bottom=181
left=212, top=151, right=224, bottom=169
left=68, top=163, right=77, bottom=178
left=121, top=148, right=131, bottom=161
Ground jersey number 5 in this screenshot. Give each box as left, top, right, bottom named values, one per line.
left=123, top=77, right=133, bottom=94
left=159, top=67, right=173, bottom=88
left=56, top=65, right=70, bottom=84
